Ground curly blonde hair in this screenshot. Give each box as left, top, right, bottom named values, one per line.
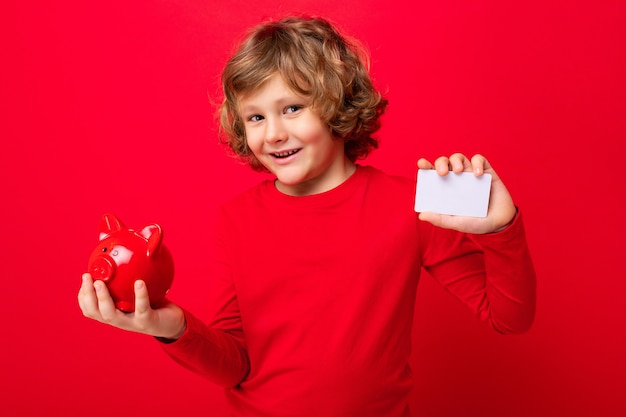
left=219, top=16, right=388, bottom=171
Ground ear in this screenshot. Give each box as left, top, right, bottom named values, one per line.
left=98, top=213, right=124, bottom=241
left=139, top=224, right=163, bottom=257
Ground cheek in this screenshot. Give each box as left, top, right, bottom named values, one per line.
left=244, top=128, right=262, bottom=152
left=298, top=119, right=332, bottom=144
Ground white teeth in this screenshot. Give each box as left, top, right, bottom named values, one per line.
left=273, top=149, right=299, bottom=158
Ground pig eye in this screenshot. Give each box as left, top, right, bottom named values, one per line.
left=102, top=247, right=108, bottom=252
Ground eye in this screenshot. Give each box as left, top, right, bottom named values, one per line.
left=285, top=105, right=302, bottom=114
left=247, top=114, right=264, bottom=122
left=102, top=247, right=108, bottom=252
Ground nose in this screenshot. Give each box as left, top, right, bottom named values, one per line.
left=90, top=256, right=115, bottom=282
left=265, top=116, right=288, bottom=144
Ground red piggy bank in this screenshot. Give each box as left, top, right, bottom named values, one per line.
left=87, top=213, right=174, bottom=312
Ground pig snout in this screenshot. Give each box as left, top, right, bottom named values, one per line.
left=90, top=256, right=116, bottom=282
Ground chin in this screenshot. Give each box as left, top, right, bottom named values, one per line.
left=276, top=175, right=306, bottom=186
left=272, top=167, right=306, bottom=183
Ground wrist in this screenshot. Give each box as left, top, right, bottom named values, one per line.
left=492, top=207, right=518, bottom=233
left=155, top=308, right=187, bottom=343
left=169, top=318, right=187, bottom=340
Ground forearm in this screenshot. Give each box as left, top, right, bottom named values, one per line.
left=423, top=211, right=536, bottom=334
left=470, top=211, right=537, bottom=334
left=158, top=309, right=250, bottom=387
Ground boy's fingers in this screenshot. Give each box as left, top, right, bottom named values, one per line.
left=93, top=280, right=117, bottom=322
left=417, top=158, right=433, bottom=169
left=470, top=154, right=487, bottom=175
left=78, top=273, right=91, bottom=300
left=78, top=273, right=100, bottom=319
left=449, top=153, right=471, bottom=173
left=433, top=156, right=450, bottom=175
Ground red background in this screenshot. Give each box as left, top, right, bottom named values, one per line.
left=2, top=1, right=625, bottom=416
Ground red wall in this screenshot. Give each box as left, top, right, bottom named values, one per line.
left=2, top=1, right=624, bottom=416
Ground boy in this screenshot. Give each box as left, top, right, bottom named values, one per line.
left=79, top=16, right=536, bottom=417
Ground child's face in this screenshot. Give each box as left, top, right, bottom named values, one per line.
left=239, top=74, right=352, bottom=196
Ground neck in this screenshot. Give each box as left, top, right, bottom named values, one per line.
left=275, top=158, right=357, bottom=197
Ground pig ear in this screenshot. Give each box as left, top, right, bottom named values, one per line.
left=139, top=224, right=163, bottom=257
left=98, top=213, right=124, bottom=241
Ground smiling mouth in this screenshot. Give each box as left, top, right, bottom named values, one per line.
left=271, top=149, right=300, bottom=159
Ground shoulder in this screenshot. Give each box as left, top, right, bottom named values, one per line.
left=359, top=165, right=416, bottom=192
left=217, top=180, right=274, bottom=217
left=229, top=180, right=271, bottom=202
left=355, top=165, right=417, bottom=212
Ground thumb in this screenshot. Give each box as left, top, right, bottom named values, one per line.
left=418, top=211, right=474, bottom=233
left=133, top=280, right=151, bottom=315
left=418, top=211, right=443, bottom=227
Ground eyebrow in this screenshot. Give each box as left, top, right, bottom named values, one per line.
left=239, top=96, right=306, bottom=114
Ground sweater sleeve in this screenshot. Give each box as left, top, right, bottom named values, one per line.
left=420, top=211, right=536, bottom=334
left=158, top=206, right=250, bottom=387
left=158, top=308, right=250, bottom=387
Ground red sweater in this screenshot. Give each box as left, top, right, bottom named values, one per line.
left=161, top=165, right=536, bottom=416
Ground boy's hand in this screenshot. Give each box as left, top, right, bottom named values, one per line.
left=417, top=153, right=517, bottom=234
left=78, top=273, right=186, bottom=339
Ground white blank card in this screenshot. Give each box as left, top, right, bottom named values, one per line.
left=414, top=169, right=492, bottom=218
